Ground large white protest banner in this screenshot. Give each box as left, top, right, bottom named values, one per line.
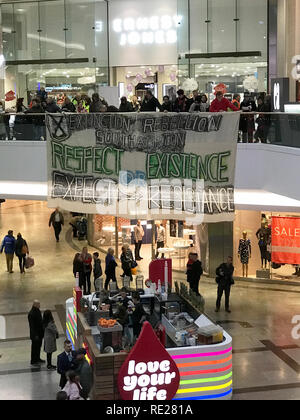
left=47, top=112, right=239, bottom=223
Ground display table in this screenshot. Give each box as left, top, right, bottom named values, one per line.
left=158, top=247, right=175, bottom=258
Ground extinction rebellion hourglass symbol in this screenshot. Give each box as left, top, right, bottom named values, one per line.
left=118, top=322, right=180, bottom=400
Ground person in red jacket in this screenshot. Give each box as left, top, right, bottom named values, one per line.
left=210, top=91, right=239, bottom=112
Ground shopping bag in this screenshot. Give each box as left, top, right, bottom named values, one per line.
left=25, top=255, right=34, bottom=269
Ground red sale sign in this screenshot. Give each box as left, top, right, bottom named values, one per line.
left=272, top=216, right=300, bottom=264
left=118, top=322, right=180, bottom=400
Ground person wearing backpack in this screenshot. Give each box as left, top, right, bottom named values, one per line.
left=15, top=233, right=29, bottom=274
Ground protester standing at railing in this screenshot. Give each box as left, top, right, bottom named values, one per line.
left=240, top=93, right=257, bottom=143
left=119, top=96, right=133, bottom=112
left=61, top=97, right=76, bottom=112
left=254, top=96, right=271, bottom=143
left=140, top=90, right=162, bottom=112
left=131, top=95, right=140, bottom=112
left=174, top=89, right=189, bottom=113
left=232, top=94, right=241, bottom=110
left=44, top=97, right=61, bottom=113
left=0, top=102, right=6, bottom=140
left=89, top=93, right=108, bottom=113
left=210, top=91, right=239, bottom=112
left=26, top=99, right=45, bottom=141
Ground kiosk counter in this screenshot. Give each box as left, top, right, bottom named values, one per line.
left=65, top=285, right=232, bottom=401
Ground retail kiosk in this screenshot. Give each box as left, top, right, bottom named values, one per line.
left=66, top=260, right=232, bottom=401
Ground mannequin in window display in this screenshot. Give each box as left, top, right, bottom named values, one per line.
left=256, top=224, right=269, bottom=269
left=238, top=231, right=251, bottom=277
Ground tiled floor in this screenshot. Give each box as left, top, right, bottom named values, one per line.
left=1, top=200, right=300, bottom=400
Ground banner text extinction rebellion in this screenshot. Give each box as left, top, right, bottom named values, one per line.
left=51, top=171, right=234, bottom=217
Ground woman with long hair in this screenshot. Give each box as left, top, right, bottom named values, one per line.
left=15, top=233, right=29, bottom=274
left=42, top=309, right=59, bottom=370
left=62, top=370, right=83, bottom=400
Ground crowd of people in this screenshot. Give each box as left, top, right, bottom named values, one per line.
left=27, top=300, right=93, bottom=400
left=0, top=86, right=272, bottom=143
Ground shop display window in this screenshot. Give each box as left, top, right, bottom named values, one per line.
left=234, top=210, right=300, bottom=281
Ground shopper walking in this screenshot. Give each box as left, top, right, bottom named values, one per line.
left=28, top=300, right=44, bottom=366
left=42, top=310, right=59, bottom=370
left=81, top=247, right=92, bottom=295
left=140, top=90, right=162, bottom=112
left=155, top=222, right=166, bottom=258
left=1, top=230, right=16, bottom=273
left=120, top=244, right=134, bottom=282
left=93, top=252, right=103, bottom=290
left=57, top=340, right=76, bottom=389
left=186, top=253, right=203, bottom=296
left=134, top=220, right=144, bottom=261
left=15, top=233, right=29, bottom=274
left=215, top=256, right=235, bottom=313
left=49, top=208, right=64, bottom=242
left=74, top=348, right=93, bottom=400
left=62, top=370, right=84, bottom=400
left=104, top=248, right=117, bottom=290
left=210, top=92, right=239, bottom=112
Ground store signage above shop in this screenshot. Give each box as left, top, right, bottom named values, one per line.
left=271, top=78, right=290, bottom=112
left=46, top=112, right=239, bottom=223
left=118, top=321, right=180, bottom=400
left=113, top=15, right=181, bottom=46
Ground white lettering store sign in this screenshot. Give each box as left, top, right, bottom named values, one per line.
left=109, top=0, right=179, bottom=67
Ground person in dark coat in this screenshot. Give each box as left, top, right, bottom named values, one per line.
left=73, top=253, right=84, bottom=287
left=1, top=230, right=16, bottom=273
left=173, top=89, right=188, bottom=113
left=73, top=348, right=93, bottom=400
left=43, top=309, right=59, bottom=370
left=186, top=253, right=203, bottom=296
left=140, top=90, right=162, bottom=112
left=45, top=97, right=61, bottom=113
left=240, top=94, right=257, bottom=143
left=93, top=252, right=103, bottom=290
left=57, top=340, right=77, bottom=389
left=131, top=292, right=147, bottom=339
left=28, top=300, right=44, bottom=366
left=49, top=208, right=64, bottom=242
left=161, top=95, right=173, bottom=112
left=120, top=244, right=134, bottom=282
left=215, top=256, right=235, bottom=313
left=105, top=248, right=117, bottom=290
left=89, top=93, right=108, bottom=113
left=119, top=96, right=133, bottom=112
left=61, top=97, right=76, bottom=112
left=15, top=232, right=29, bottom=274
left=25, top=99, right=45, bottom=140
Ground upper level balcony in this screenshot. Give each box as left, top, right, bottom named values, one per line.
left=0, top=112, right=300, bottom=213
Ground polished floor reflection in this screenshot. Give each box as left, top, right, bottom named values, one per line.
left=1, top=200, right=300, bottom=400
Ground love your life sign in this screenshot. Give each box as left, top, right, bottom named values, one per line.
left=118, top=322, right=180, bottom=400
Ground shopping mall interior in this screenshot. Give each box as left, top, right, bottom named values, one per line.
left=1, top=0, right=300, bottom=403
